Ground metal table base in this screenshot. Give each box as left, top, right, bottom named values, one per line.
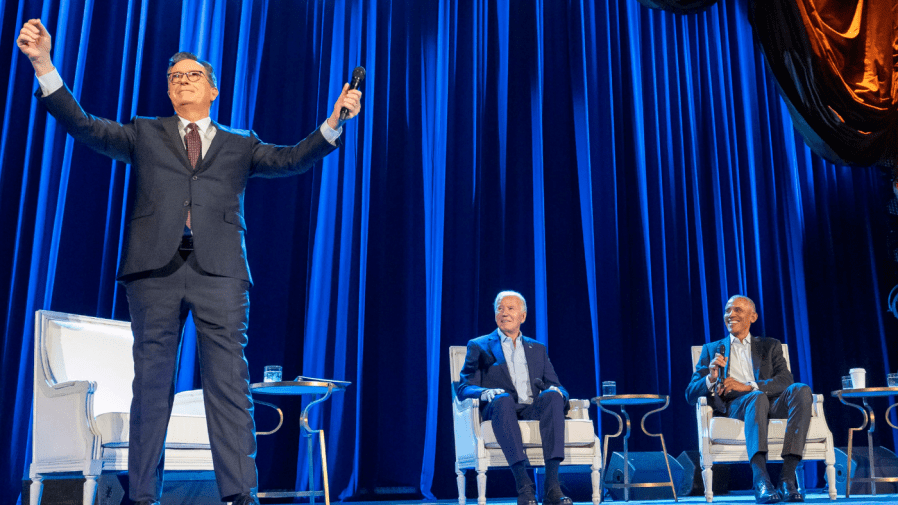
left=592, top=394, right=676, bottom=502
left=832, top=387, right=898, bottom=498
left=253, top=380, right=348, bottom=505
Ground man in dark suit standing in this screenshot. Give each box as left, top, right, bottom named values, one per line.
left=686, top=295, right=812, bottom=504
left=457, top=291, right=572, bottom=505
left=18, top=18, right=361, bottom=505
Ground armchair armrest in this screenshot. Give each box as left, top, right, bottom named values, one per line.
left=32, top=379, right=103, bottom=464
left=566, top=399, right=591, bottom=420
left=452, top=395, right=483, bottom=459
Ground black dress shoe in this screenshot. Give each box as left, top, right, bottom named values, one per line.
left=778, top=478, right=804, bottom=502
left=230, top=492, right=260, bottom=505
left=754, top=477, right=782, bottom=504
left=516, top=494, right=537, bottom=505
left=517, top=485, right=538, bottom=505
left=132, top=501, right=160, bottom=505
left=542, top=493, right=573, bottom=505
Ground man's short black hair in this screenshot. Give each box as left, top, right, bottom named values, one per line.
left=167, top=52, right=217, bottom=89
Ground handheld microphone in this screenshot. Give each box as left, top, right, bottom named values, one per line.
left=714, top=344, right=726, bottom=393
left=340, top=66, right=366, bottom=121
left=534, top=378, right=547, bottom=392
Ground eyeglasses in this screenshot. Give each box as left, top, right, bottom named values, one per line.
left=167, top=70, right=206, bottom=84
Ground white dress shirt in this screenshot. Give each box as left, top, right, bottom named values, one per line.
left=706, top=333, right=759, bottom=391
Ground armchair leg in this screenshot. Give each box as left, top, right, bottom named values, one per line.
left=825, top=462, right=837, bottom=500
left=701, top=466, right=713, bottom=502
left=82, top=474, right=98, bottom=505
left=29, top=474, right=43, bottom=505
left=591, top=462, right=601, bottom=505
left=456, top=463, right=466, bottom=505
left=476, top=469, right=486, bottom=505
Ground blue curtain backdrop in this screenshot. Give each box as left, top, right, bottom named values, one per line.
left=1, top=0, right=898, bottom=502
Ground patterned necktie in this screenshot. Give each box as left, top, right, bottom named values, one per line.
left=185, top=123, right=200, bottom=229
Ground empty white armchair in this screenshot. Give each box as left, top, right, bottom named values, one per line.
left=449, top=346, right=602, bottom=505
left=690, top=344, right=837, bottom=502
left=29, top=310, right=213, bottom=505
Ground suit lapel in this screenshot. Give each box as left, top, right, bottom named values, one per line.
left=522, top=337, right=539, bottom=376
left=162, top=116, right=194, bottom=172
left=488, top=330, right=514, bottom=386
left=197, top=120, right=228, bottom=175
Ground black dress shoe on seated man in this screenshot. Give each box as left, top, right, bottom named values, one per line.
left=517, top=483, right=538, bottom=505
left=542, top=489, right=573, bottom=505
left=229, top=492, right=260, bottom=505
left=132, top=501, right=160, bottom=505
left=753, top=476, right=782, bottom=504
left=778, top=478, right=804, bottom=502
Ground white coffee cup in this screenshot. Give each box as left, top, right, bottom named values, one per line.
left=849, top=368, right=866, bottom=389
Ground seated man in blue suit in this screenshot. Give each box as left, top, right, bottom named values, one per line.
left=457, top=291, right=572, bottom=505
left=686, top=295, right=812, bottom=504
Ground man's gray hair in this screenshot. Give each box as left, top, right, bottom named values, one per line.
left=494, top=290, right=527, bottom=313
left=726, top=294, right=756, bottom=313
left=167, top=52, right=218, bottom=89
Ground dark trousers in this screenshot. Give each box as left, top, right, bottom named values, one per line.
left=124, top=250, right=257, bottom=502
left=726, top=383, right=812, bottom=460
left=483, top=391, right=566, bottom=466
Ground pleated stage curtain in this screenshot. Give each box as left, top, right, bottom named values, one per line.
left=1, top=0, right=897, bottom=503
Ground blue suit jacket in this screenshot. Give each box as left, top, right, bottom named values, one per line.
left=685, top=335, right=794, bottom=410
left=457, top=329, right=569, bottom=408
left=37, top=84, right=338, bottom=284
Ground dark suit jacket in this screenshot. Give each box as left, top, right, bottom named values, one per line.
left=685, top=335, right=794, bottom=409
left=37, top=84, right=338, bottom=284
left=457, top=329, right=569, bottom=409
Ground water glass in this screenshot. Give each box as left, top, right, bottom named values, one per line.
left=602, top=381, right=617, bottom=396
left=888, top=373, right=898, bottom=388
left=264, top=365, right=282, bottom=383
left=841, top=376, right=853, bottom=390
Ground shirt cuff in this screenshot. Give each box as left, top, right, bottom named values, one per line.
left=706, top=375, right=715, bottom=390
left=37, top=68, right=64, bottom=96
left=747, top=381, right=759, bottom=391
left=319, top=120, right=342, bottom=145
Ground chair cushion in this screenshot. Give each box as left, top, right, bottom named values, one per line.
left=97, top=412, right=210, bottom=449
left=97, top=390, right=211, bottom=449
left=481, top=419, right=595, bottom=448
left=709, top=417, right=828, bottom=445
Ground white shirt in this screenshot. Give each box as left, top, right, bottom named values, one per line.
left=36, top=68, right=342, bottom=145
left=499, top=330, right=533, bottom=405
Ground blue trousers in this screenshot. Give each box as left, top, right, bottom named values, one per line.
left=483, top=391, right=566, bottom=466
left=124, top=250, right=257, bottom=502
left=725, top=383, right=812, bottom=460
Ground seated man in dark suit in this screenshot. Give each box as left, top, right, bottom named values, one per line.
left=457, top=291, right=572, bottom=505
left=686, top=295, right=812, bottom=503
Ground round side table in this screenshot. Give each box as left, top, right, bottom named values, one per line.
left=252, top=379, right=348, bottom=505
left=591, top=394, right=676, bottom=502
left=831, top=387, right=898, bottom=498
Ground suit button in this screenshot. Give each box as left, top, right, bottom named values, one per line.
left=192, top=176, right=198, bottom=181
left=183, top=200, right=189, bottom=206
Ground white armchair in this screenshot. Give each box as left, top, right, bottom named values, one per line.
left=690, top=344, right=837, bottom=502
left=29, top=310, right=213, bottom=505
left=449, top=346, right=602, bottom=505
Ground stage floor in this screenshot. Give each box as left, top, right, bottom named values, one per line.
left=334, top=493, right=898, bottom=505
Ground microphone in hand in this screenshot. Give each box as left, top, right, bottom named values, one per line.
left=713, top=343, right=726, bottom=395
left=340, top=66, right=366, bottom=121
